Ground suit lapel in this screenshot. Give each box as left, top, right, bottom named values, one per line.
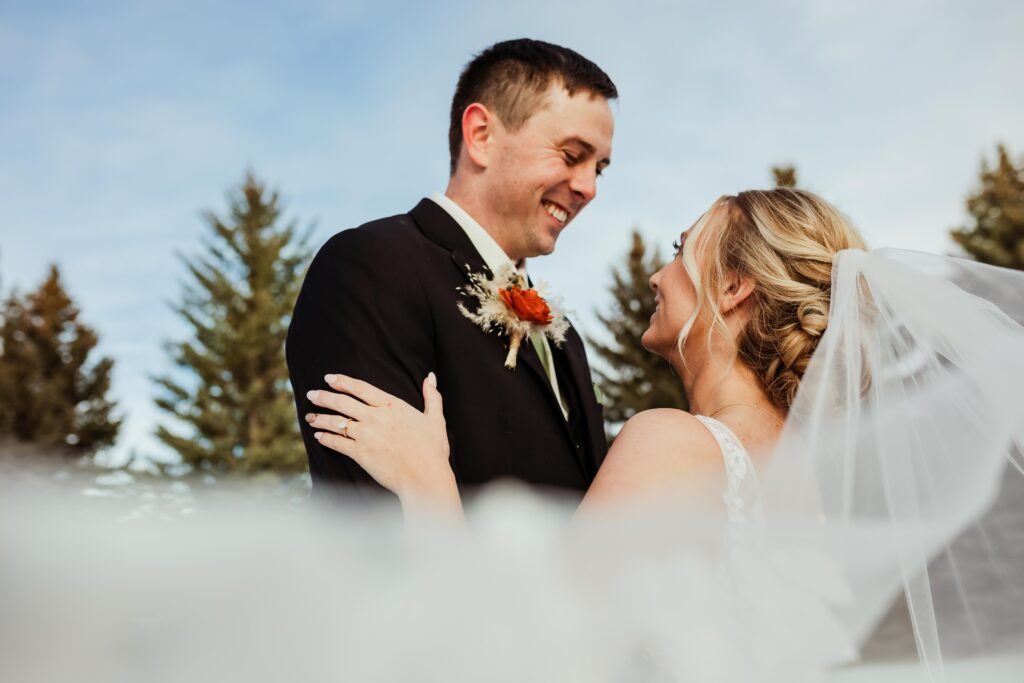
left=557, top=326, right=608, bottom=474
left=411, top=199, right=488, bottom=285
left=411, top=198, right=556, bottom=387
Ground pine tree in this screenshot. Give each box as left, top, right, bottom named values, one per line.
left=154, top=172, right=314, bottom=473
left=0, top=265, right=120, bottom=452
left=951, top=144, right=1024, bottom=270
left=772, top=165, right=798, bottom=188
left=588, top=230, right=688, bottom=424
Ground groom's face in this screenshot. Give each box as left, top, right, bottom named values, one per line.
left=485, top=84, right=614, bottom=259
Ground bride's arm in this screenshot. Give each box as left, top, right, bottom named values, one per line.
left=307, top=387, right=725, bottom=521
left=305, top=373, right=464, bottom=521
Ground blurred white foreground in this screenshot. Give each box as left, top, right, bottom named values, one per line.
left=1, top=476, right=1022, bottom=683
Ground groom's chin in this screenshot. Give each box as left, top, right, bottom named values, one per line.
left=528, top=237, right=558, bottom=257
left=534, top=222, right=566, bottom=255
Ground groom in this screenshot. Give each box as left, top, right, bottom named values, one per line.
left=287, top=39, right=616, bottom=500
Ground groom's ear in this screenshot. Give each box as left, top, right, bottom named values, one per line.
left=460, top=103, right=494, bottom=170
left=720, top=272, right=756, bottom=315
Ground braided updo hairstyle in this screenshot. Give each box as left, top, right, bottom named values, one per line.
left=677, top=188, right=867, bottom=410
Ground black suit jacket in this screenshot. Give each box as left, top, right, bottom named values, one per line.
left=287, top=199, right=608, bottom=500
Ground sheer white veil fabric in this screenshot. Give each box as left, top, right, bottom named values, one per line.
left=1, top=249, right=1023, bottom=683
left=760, top=248, right=1024, bottom=674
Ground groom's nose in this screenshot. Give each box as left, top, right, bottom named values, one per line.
left=568, top=164, right=598, bottom=204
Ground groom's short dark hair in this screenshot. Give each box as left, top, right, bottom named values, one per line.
left=448, top=39, right=617, bottom=175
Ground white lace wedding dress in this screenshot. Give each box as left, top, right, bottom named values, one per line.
left=694, top=415, right=761, bottom=527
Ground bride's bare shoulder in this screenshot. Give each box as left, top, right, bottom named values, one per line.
left=583, top=409, right=723, bottom=505
left=614, top=408, right=710, bottom=447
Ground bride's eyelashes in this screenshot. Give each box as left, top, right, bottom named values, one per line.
left=672, top=233, right=689, bottom=257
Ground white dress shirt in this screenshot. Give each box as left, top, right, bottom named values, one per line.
left=430, top=192, right=569, bottom=419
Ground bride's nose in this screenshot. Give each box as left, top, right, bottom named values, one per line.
left=649, top=267, right=663, bottom=292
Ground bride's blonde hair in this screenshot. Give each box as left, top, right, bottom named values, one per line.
left=678, top=188, right=867, bottom=410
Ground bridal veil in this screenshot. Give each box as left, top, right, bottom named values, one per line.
left=762, top=248, right=1024, bottom=676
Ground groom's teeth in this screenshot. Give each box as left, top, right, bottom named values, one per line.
left=544, top=203, right=568, bottom=223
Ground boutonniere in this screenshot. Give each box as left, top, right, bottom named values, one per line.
left=457, top=263, right=569, bottom=369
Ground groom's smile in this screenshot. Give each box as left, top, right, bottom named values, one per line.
left=542, top=199, right=570, bottom=225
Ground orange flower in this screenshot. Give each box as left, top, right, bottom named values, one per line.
left=500, top=287, right=553, bottom=325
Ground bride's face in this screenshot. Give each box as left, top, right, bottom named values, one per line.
left=642, top=223, right=700, bottom=362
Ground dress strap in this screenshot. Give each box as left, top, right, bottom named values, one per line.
left=694, top=415, right=763, bottom=526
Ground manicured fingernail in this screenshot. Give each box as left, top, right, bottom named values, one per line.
left=313, top=432, right=322, bottom=441
left=427, top=372, right=437, bottom=388
left=304, top=413, right=315, bottom=423
left=306, top=390, right=316, bottom=400
left=324, top=374, right=336, bottom=384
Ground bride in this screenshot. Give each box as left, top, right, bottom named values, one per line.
left=305, top=187, right=1024, bottom=678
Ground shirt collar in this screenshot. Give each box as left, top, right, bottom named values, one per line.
left=430, top=192, right=527, bottom=277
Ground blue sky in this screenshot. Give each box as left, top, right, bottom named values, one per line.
left=2, top=0, right=1022, bottom=464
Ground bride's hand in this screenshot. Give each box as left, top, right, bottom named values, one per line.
left=304, top=372, right=455, bottom=502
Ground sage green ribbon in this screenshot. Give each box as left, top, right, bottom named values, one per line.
left=529, top=331, right=553, bottom=379
left=529, top=331, right=568, bottom=419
